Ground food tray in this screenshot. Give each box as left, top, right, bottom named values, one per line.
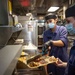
left=25, top=55, right=57, bottom=69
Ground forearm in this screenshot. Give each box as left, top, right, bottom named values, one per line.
left=52, top=40, right=64, bottom=47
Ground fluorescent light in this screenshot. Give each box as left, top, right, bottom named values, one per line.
left=48, top=7, right=59, bottom=12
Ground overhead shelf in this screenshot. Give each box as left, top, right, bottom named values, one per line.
left=0, top=26, right=24, bottom=33
left=12, top=27, right=24, bottom=33
left=0, top=26, right=24, bottom=49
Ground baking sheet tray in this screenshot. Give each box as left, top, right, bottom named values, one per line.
left=24, top=55, right=57, bottom=69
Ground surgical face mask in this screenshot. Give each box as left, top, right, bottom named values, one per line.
left=48, top=22, right=55, bottom=28
left=66, top=23, right=75, bottom=35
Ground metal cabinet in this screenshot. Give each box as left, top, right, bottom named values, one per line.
left=37, top=21, right=45, bottom=49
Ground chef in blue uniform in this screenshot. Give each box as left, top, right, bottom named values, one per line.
left=43, top=13, right=68, bottom=75
left=56, top=5, right=75, bottom=75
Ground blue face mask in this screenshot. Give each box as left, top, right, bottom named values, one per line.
left=48, top=23, right=55, bottom=28
left=66, top=23, right=75, bottom=35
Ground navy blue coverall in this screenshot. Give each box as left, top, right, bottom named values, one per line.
left=43, top=25, right=68, bottom=75
left=65, top=40, right=75, bottom=75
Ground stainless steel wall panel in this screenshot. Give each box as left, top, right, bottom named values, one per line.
left=0, top=0, right=8, bottom=25
left=0, top=26, right=12, bottom=49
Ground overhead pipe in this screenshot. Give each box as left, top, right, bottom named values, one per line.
left=39, top=0, right=44, bottom=7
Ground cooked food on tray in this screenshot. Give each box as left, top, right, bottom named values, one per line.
left=28, top=61, right=39, bottom=67
left=49, top=56, right=57, bottom=62
left=27, top=55, right=58, bottom=68
left=39, top=59, right=48, bottom=64
left=34, top=58, right=42, bottom=62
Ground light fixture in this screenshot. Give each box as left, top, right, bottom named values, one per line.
left=48, top=6, right=59, bottom=12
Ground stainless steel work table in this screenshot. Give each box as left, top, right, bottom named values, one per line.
left=0, top=45, right=22, bottom=75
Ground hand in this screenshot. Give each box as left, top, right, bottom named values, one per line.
left=45, top=40, right=53, bottom=46
left=55, top=58, right=67, bottom=67
left=56, top=58, right=63, bottom=67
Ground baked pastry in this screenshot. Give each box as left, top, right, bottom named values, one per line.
left=49, top=56, right=57, bottom=62
left=28, top=62, right=39, bottom=67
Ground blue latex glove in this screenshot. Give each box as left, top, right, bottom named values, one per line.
left=42, top=45, right=49, bottom=55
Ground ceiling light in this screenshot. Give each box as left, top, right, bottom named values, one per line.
left=48, top=7, right=59, bottom=12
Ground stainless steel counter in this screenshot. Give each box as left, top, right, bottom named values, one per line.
left=0, top=45, right=22, bottom=75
